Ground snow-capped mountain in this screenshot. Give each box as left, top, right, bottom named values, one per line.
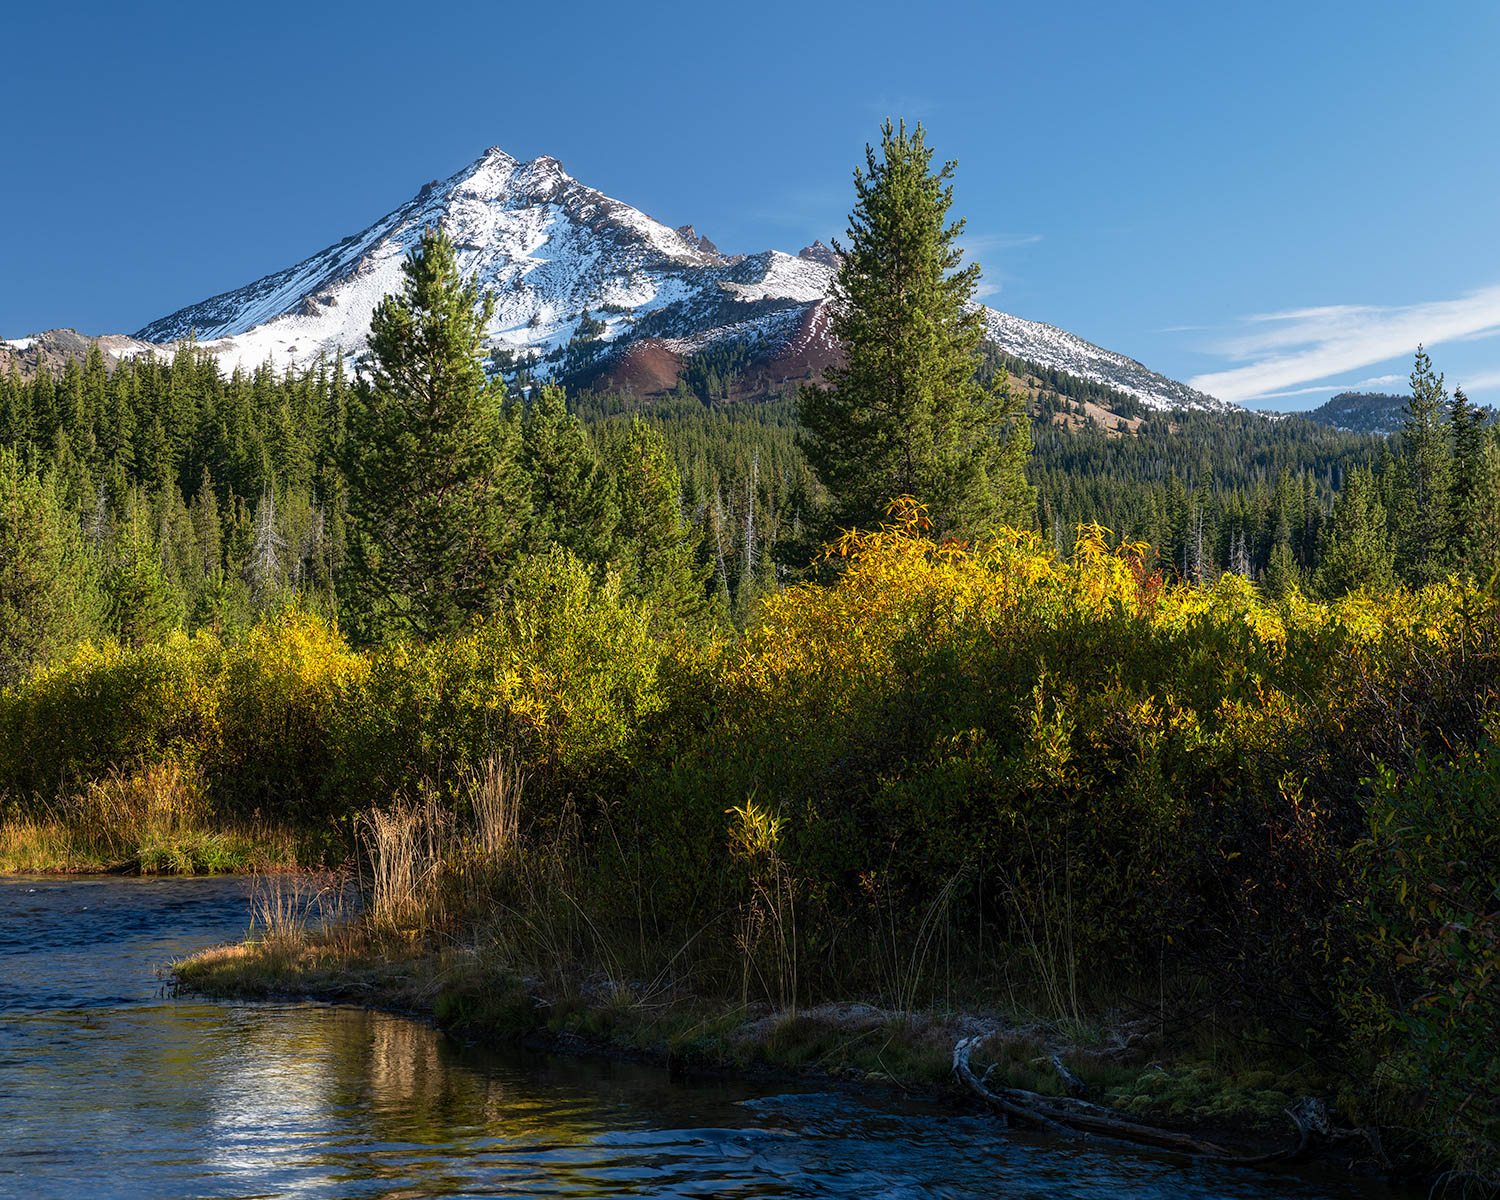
left=134, top=147, right=1228, bottom=412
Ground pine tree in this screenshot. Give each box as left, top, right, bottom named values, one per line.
left=1262, top=469, right=1301, bottom=597
left=1396, top=346, right=1451, bottom=585
left=1316, top=466, right=1395, bottom=597
left=1472, top=434, right=1500, bottom=586
left=604, top=418, right=711, bottom=632
left=191, top=467, right=224, bottom=582
left=1446, top=386, right=1485, bottom=574
left=25, top=368, right=56, bottom=461
left=519, top=383, right=617, bottom=566
left=341, top=226, right=529, bottom=641
left=1, top=363, right=34, bottom=464
left=0, top=450, right=99, bottom=685
left=798, top=119, right=1033, bottom=541
left=103, top=506, right=184, bottom=649
left=1262, top=515, right=1298, bottom=598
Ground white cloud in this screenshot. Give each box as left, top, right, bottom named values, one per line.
left=1249, top=373, right=1410, bottom=400
left=1187, top=284, right=1500, bottom=403
left=962, top=234, right=1038, bottom=305
left=1456, top=368, right=1500, bottom=395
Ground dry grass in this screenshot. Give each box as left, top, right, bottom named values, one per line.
left=468, top=751, right=522, bottom=860
left=359, top=752, right=526, bottom=931
left=250, top=869, right=354, bottom=947
left=360, top=797, right=455, bottom=929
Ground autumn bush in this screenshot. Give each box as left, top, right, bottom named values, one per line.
left=1339, top=725, right=1500, bottom=1178
left=0, top=632, right=223, bottom=798
left=337, top=545, right=674, bottom=812
left=584, top=498, right=1497, bottom=1166
left=0, top=548, right=676, bottom=835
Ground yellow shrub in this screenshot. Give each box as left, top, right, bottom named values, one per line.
left=213, top=609, right=366, bottom=816
left=0, top=632, right=221, bottom=799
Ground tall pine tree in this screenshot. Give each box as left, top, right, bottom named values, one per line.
left=519, top=383, right=617, bottom=567
left=799, top=119, right=1033, bottom=542
left=342, top=227, right=528, bottom=641
left=1316, top=465, right=1394, bottom=597
left=602, top=418, right=711, bottom=632
left=1446, top=385, right=1485, bottom=575
left=1396, top=346, right=1451, bottom=586
left=0, top=450, right=99, bottom=685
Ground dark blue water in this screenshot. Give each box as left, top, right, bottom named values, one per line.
left=0, top=876, right=1400, bottom=1199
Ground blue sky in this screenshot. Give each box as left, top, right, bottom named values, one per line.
left=3, top=0, right=1497, bottom=411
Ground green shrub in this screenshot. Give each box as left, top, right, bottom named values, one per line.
left=1341, top=740, right=1500, bottom=1177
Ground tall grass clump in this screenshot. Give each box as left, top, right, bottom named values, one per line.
left=360, top=796, right=456, bottom=932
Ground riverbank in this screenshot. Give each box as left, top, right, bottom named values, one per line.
left=12, top=531, right=1496, bottom=1185
left=175, top=931, right=1373, bottom=1173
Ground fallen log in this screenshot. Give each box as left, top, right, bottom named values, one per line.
left=1050, top=1052, right=1086, bottom=1097
left=952, top=1037, right=1068, bottom=1134
left=953, top=1035, right=1319, bottom=1165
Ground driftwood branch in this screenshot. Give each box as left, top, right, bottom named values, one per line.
left=1049, top=1052, right=1086, bottom=1097
left=953, top=1036, right=1322, bottom=1165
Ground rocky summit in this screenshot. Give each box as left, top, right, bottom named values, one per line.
left=125, top=146, right=1226, bottom=410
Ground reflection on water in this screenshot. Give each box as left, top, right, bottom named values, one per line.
left=0, top=877, right=1396, bottom=1199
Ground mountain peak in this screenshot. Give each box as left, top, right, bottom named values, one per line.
left=130, top=147, right=1228, bottom=413
left=676, top=224, right=721, bottom=256
left=513, top=153, right=571, bottom=193
left=798, top=240, right=840, bottom=268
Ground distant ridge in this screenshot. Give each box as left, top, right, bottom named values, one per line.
left=1300, top=392, right=1410, bottom=436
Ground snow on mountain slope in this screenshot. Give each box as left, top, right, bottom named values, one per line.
left=134, top=147, right=1228, bottom=411
left=980, top=310, right=1228, bottom=412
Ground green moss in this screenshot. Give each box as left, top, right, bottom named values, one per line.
left=1105, top=1062, right=1317, bottom=1130
left=433, top=968, right=540, bottom=1039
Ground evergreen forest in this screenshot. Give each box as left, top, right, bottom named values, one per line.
left=3, top=331, right=1497, bottom=674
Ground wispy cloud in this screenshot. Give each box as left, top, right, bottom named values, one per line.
left=1456, top=368, right=1500, bottom=394
left=963, top=234, right=1039, bottom=304
left=1187, top=285, right=1500, bottom=403
left=962, top=232, right=1043, bottom=254
left=1247, top=375, right=1407, bottom=401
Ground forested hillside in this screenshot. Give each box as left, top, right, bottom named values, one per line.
left=3, top=328, right=1497, bottom=674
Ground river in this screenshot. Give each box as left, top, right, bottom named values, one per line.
left=0, top=876, right=1401, bottom=1199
